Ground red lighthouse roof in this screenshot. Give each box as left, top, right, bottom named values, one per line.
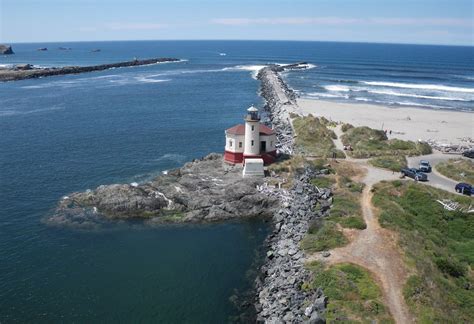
left=226, top=123, right=274, bottom=136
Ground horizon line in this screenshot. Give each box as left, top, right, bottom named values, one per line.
left=2, top=38, right=473, bottom=48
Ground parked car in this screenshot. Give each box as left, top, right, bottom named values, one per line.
left=419, top=160, right=432, bottom=172
left=400, top=167, right=428, bottom=181
left=455, top=183, right=473, bottom=196
left=462, top=149, right=474, bottom=159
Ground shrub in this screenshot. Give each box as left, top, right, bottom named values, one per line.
left=369, top=155, right=408, bottom=172
left=301, top=221, right=348, bottom=252
left=434, top=257, right=467, bottom=278
left=341, top=123, right=354, bottom=132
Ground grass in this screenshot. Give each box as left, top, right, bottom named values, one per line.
left=372, top=181, right=474, bottom=323
left=310, top=176, right=336, bottom=189
left=292, top=115, right=345, bottom=158
left=303, top=261, right=394, bottom=323
left=328, top=161, right=366, bottom=229
left=302, top=161, right=366, bottom=257
left=369, top=155, right=408, bottom=172
left=301, top=220, right=348, bottom=252
left=436, top=158, right=474, bottom=183
left=341, top=126, right=432, bottom=158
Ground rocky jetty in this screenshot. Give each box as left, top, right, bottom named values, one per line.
left=0, top=44, right=14, bottom=54
left=255, top=168, right=331, bottom=323
left=47, top=153, right=278, bottom=229
left=0, top=57, right=180, bottom=82
left=254, top=63, right=330, bottom=322
left=257, top=65, right=302, bottom=155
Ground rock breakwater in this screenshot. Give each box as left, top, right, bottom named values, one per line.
left=254, top=63, right=330, bottom=322
left=255, top=168, right=331, bottom=323
left=257, top=65, right=304, bottom=155
left=0, top=57, right=180, bottom=82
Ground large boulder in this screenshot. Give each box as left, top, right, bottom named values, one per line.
left=0, top=44, right=14, bottom=54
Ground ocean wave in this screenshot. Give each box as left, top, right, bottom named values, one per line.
left=362, top=81, right=474, bottom=93
left=323, top=85, right=351, bottom=92
left=392, top=101, right=450, bottom=109
left=222, top=65, right=267, bottom=79
left=365, top=89, right=472, bottom=102
left=134, top=77, right=170, bottom=83
left=155, top=153, right=188, bottom=163
left=354, top=97, right=371, bottom=102
left=306, top=92, right=348, bottom=99
left=0, top=105, right=64, bottom=117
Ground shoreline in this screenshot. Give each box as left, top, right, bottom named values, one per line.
left=298, top=98, right=473, bottom=149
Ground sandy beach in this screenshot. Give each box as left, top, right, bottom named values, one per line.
left=298, top=98, right=474, bottom=145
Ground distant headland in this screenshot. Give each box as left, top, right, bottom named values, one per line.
left=0, top=57, right=181, bottom=82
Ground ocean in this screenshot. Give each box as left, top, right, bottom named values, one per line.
left=0, top=40, right=473, bottom=323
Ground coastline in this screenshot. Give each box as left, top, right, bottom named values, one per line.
left=298, top=98, right=473, bottom=147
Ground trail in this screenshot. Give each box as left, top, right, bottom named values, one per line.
left=309, top=125, right=414, bottom=323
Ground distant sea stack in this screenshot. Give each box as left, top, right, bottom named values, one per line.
left=0, top=44, right=14, bottom=55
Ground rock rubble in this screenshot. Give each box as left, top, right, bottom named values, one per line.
left=255, top=64, right=331, bottom=323
left=255, top=168, right=331, bottom=323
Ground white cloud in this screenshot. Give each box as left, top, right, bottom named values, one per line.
left=211, top=17, right=472, bottom=28
left=104, top=23, right=167, bottom=31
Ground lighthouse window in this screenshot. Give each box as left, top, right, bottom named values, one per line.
left=251, top=125, right=254, bottom=131
left=229, top=140, right=232, bottom=147
left=271, top=141, right=273, bottom=147
left=239, top=142, right=242, bottom=148
left=251, top=140, right=254, bottom=146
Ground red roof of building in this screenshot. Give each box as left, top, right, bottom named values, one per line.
left=226, top=124, right=274, bottom=136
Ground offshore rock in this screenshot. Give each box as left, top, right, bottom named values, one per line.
left=0, top=44, right=14, bottom=54
left=47, top=153, right=279, bottom=228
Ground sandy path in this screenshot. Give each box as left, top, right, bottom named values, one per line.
left=309, top=126, right=413, bottom=323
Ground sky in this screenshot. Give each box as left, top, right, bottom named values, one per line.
left=1, top=0, right=473, bottom=45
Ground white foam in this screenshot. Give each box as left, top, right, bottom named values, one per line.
left=222, top=65, right=267, bottom=79
left=324, top=85, right=351, bottom=92
left=354, top=97, right=371, bottom=102
left=362, top=81, right=474, bottom=93
left=306, top=92, right=344, bottom=98
left=366, top=89, right=472, bottom=102
left=134, top=77, right=170, bottom=83
left=0, top=105, right=64, bottom=117
left=219, top=53, right=227, bottom=56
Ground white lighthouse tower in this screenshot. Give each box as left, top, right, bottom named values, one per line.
left=244, top=106, right=260, bottom=157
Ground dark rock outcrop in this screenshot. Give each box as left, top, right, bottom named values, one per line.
left=47, top=153, right=279, bottom=228
left=0, top=44, right=14, bottom=54
left=0, top=57, right=180, bottom=81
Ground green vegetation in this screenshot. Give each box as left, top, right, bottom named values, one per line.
left=436, top=158, right=474, bottom=183
left=372, top=181, right=474, bottom=322
left=328, top=162, right=366, bottom=229
left=310, top=176, right=336, bottom=189
left=341, top=126, right=432, bottom=158
left=303, top=261, right=394, bottom=323
left=153, top=210, right=185, bottom=222
left=341, top=123, right=354, bottom=133
left=369, top=155, right=408, bottom=172
left=301, top=220, right=348, bottom=252
left=293, top=115, right=345, bottom=158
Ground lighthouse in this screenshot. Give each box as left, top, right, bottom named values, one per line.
left=244, top=106, right=261, bottom=157
left=224, top=106, right=277, bottom=167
